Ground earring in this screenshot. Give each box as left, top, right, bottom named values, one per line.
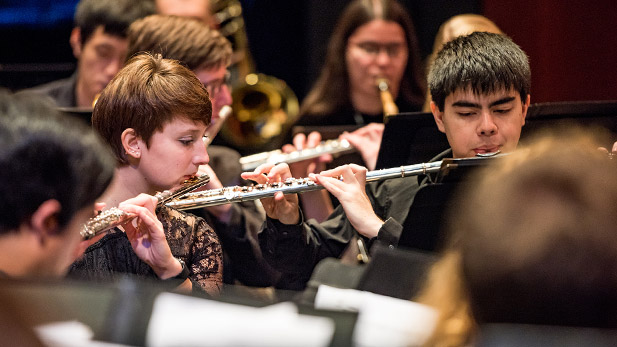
left=126, top=149, right=140, bottom=157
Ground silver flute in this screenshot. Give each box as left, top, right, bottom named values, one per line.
left=239, top=138, right=356, bottom=171
left=166, top=161, right=445, bottom=210
left=238, top=78, right=396, bottom=172
left=81, top=174, right=210, bottom=240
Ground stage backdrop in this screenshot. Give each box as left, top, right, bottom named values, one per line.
left=484, top=0, right=617, bottom=102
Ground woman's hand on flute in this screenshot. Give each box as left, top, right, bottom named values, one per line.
left=312, top=164, right=384, bottom=239
left=241, top=163, right=300, bottom=225
left=118, top=194, right=184, bottom=280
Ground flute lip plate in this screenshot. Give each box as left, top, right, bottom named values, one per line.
left=475, top=150, right=501, bottom=157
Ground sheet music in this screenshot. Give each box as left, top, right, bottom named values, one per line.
left=34, top=321, right=129, bottom=347
left=146, top=292, right=334, bottom=347
left=315, top=285, right=438, bottom=347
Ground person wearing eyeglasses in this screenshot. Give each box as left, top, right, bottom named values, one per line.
left=127, top=15, right=232, bottom=128
left=125, top=14, right=279, bottom=288
left=296, top=0, right=425, bottom=128
left=279, top=0, right=427, bottom=222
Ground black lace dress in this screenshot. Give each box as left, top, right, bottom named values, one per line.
left=68, top=206, right=223, bottom=295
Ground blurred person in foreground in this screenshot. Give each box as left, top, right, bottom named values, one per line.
left=0, top=90, right=115, bottom=347
left=417, top=130, right=617, bottom=346
left=0, top=90, right=114, bottom=278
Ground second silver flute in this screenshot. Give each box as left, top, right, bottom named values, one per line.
left=165, top=161, right=445, bottom=210
left=239, top=138, right=356, bottom=171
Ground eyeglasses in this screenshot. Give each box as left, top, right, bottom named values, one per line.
left=203, top=71, right=231, bottom=97
left=350, top=41, right=406, bottom=58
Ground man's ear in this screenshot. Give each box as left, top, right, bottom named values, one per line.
left=30, top=200, right=62, bottom=245
left=431, top=101, right=446, bottom=133
left=521, top=94, right=531, bottom=126
left=121, top=128, right=142, bottom=159
left=69, top=27, right=82, bottom=59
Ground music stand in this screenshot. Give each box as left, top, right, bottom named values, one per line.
left=525, top=100, right=617, bottom=128
left=376, top=111, right=448, bottom=169
left=522, top=100, right=617, bottom=148
left=355, top=244, right=437, bottom=299
left=375, top=101, right=617, bottom=170
left=397, top=156, right=503, bottom=252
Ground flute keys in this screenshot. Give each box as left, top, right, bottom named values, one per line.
left=223, top=189, right=236, bottom=201
left=81, top=207, right=128, bottom=240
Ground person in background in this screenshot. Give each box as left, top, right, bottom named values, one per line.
left=68, top=54, right=223, bottom=296
left=315, top=14, right=503, bottom=176
left=296, top=14, right=504, bottom=183
left=153, top=0, right=253, bottom=81
left=242, top=32, right=530, bottom=291
left=126, top=14, right=279, bottom=287
left=297, top=0, right=425, bottom=128
left=417, top=131, right=617, bottom=346
left=127, top=15, right=231, bottom=132
left=285, top=0, right=425, bottom=221
left=27, top=0, right=154, bottom=108
left=155, top=0, right=215, bottom=26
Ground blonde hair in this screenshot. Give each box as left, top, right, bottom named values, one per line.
left=415, top=250, right=476, bottom=347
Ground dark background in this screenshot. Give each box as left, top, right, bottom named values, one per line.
left=0, top=0, right=615, bottom=103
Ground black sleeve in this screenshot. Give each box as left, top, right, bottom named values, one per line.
left=365, top=176, right=421, bottom=251
left=259, top=206, right=356, bottom=291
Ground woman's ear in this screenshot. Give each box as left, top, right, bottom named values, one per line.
left=121, top=128, right=141, bottom=159
left=30, top=199, right=62, bottom=245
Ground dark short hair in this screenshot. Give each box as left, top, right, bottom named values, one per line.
left=74, top=0, right=155, bottom=45
left=127, top=14, right=232, bottom=71
left=93, top=53, right=212, bottom=164
left=0, top=90, right=115, bottom=234
left=428, top=32, right=530, bottom=111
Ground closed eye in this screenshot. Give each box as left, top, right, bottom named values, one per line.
left=179, top=139, right=195, bottom=146
left=457, top=112, right=474, bottom=117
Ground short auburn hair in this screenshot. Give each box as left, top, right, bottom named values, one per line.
left=93, top=53, right=212, bottom=164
